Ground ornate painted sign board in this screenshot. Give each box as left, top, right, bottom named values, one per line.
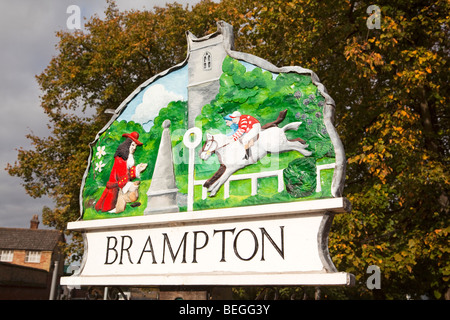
left=61, top=21, right=354, bottom=288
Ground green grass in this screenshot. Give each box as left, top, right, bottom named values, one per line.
left=83, top=180, right=151, bottom=220
left=82, top=156, right=335, bottom=220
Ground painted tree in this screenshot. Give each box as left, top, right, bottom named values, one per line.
left=196, top=56, right=333, bottom=202
left=6, top=0, right=448, bottom=299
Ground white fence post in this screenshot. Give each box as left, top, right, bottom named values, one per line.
left=183, top=128, right=203, bottom=211
left=251, top=177, right=258, bottom=196
left=277, top=171, right=284, bottom=193
left=224, top=180, right=230, bottom=199
left=315, top=163, right=336, bottom=192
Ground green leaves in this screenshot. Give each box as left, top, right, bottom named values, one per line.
left=283, top=158, right=317, bottom=198
left=195, top=56, right=336, bottom=206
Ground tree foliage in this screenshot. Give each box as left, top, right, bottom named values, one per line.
left=6, top=0, right=449, bottom=299
left=196, top=56, right=333, bottom=200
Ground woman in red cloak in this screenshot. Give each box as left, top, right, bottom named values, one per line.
left=95, top=132, right=147, bottom=213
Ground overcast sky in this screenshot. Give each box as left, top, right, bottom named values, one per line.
left=0, top=0, right=206, bottom=229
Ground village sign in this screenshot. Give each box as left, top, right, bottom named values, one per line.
left=61, top=21, right=353, bottom=288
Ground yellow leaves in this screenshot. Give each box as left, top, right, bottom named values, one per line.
left=347, top=155, right=360, bottom=165
left=396, top=109, right=411, bottom=119
left=414, top=70, right=426, bottom=79
left=286, top=2, right=296, bottom=9
left=392, top=125, right=404, bottom=135
left=245, top=10, right=253, bottom=19
left=395, top=48, right=443, bottom=87
left=363, top=145, right=373, bottom=152
left=347, top=103, right=425, bottom=186
left=344, top=38, right=386, bottom=78
left=371, top=52, right=384, bottom=66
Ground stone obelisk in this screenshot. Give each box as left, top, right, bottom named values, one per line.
left=144, top=120, right=179, bottom=215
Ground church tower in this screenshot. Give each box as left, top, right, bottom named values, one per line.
left=186, top=21, right=235, bottom=128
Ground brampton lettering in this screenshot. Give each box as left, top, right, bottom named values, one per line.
left=104, top=226, right=285, bottom=265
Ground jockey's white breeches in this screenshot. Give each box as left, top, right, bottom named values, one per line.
left=242, top=123, right=261, bottom=146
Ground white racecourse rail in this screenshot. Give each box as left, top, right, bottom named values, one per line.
left=194, top=163, right=336, bottom=200
left=195, top=169, right=284, bottom=200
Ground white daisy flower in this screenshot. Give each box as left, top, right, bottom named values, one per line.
left=95, top=160, right=106, bottom=172
left=96, top=146, right=106, bottom=159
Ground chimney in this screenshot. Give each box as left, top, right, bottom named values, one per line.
left=30, top=215, right=40, bottom=229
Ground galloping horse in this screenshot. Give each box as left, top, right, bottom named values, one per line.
left=199, top=112, right=312, bottom=197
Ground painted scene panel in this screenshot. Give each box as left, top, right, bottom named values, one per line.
left=81, top=57, right=336, bottom=220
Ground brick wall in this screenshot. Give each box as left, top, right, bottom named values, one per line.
left=10, top=250, right=54, bottom=272
left=0, top=263, right=51, bottom=300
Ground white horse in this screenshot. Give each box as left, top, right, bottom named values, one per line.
left=200, top=121, right=312, bottom=197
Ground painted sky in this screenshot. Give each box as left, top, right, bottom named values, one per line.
left=114, top=61, right=271, bottom=132
left=118, top=65, right=188, bottom=131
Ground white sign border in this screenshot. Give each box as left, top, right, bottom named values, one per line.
left=67, top=197, right=350, bottom=231
left=62, top=198, right=354, bottom=287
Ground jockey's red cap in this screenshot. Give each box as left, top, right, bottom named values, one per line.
left=122, top=131, right=143, bottom=145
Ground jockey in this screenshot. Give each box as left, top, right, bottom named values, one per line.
left=223, top=114, right=239, bottom=136
left=225, top=111, right=261, bottom=160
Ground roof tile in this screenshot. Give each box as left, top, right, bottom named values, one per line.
left=0, top=228, right=63, bottom=251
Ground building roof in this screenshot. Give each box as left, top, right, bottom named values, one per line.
left=0, top=228, right=63, bottom=251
